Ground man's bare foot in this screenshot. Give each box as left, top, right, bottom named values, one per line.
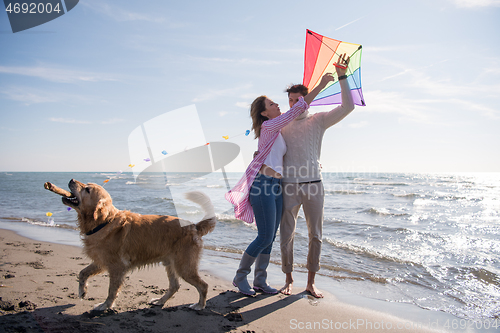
left=306, top=271, right=323, bottom=298
left=280, top=281, right=293, bottom=295
left=280, top=273, right=294, bottom=295
left=305, top=283, right=323, bottom=298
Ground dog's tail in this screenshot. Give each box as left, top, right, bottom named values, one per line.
left=184, top=191, right=216, bottom=237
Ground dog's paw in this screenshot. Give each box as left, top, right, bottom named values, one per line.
left=149, top=298, right=165, bottom=307
left=93, top=302, right=109, bottom=311
left=78, top=283, right=87, bottom=299
left=189, top=303, right=205, bottom=311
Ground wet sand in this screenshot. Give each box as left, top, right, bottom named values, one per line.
left=0, top=229, right=445, bottom=332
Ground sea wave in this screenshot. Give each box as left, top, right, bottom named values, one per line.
left=26, top=220, right=78, bottom=231
left=324, top=237, right=416, bottom=266
left=214, top=213, right=242, bottom=223
left=204, top=244, right=242, bottom=255
left=353, top=178, right=410, bottom=186
left=319, top=262, right=389, bottom=283
left=326, top=189, right=366, bottom=195
left=2, top=217, right=79, bottom=231
left=360, top=207, right=409, bottom=217
left=392, top=192, right=418, bottom=198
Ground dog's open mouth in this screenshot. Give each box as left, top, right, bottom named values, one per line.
left=62, top=195, right=79, bottom=207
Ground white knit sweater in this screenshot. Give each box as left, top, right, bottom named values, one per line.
left=281, top=79, right=355, bottom=183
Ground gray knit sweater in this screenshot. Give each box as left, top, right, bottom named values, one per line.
left=281, top=79, right=355, bottom=183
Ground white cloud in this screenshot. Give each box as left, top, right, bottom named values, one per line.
left=81, top=1, right=165, bottom=23
left=49, top=118, right=91, bottom=124
left=2, top=89, right=59, bottom=104
left=361, top=90, right=439, bottom=124
left=0, top=86, right=97, bottom=105
left=190, top=56, right=280, bottom=66
left=192, top=84, right=252, bottom=103
left=335, top=16, right=366, bottom=31
left=367, top=54, right=499, bottom=120
left=447, top=98, right=499, bottom=119
left=408, top=74, right=500, bottom=112
left=361, top=85, right=499, bottom=125
left=376, top=59, right=449, bottom=83
left=240, top=93, right=258, bottom=100
left=100, top=118, right=125, bottom=125
left=449, top=0, right=500, bottom=7
left=349, top=121, right=368, bottom=128
left=235, top=102, right=249, bottom=109
left=0, top=65, right=117, bottom=83
left=363, top=45, right=425, bottom=54
left=49, top=118, right=126, bottom=125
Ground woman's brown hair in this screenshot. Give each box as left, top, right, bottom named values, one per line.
left=250, top=96, right=267, bottom=138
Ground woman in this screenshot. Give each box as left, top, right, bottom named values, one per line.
left=226, top=73, right=334, bottom=295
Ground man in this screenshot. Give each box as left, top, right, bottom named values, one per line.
left=280, top=55, right=355, bottom=298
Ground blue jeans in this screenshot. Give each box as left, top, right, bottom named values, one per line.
left=245, top=174, right=283, bottom=257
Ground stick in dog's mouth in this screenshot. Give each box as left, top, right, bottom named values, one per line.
left=44, top=182, right=80, bottom=206
left=44, top=182, right=72, bottom=197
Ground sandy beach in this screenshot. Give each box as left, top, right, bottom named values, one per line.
left=0, top=229, right=449, bottom=333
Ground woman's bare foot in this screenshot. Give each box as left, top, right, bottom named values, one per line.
left=280, top=273, right=294, bottom=295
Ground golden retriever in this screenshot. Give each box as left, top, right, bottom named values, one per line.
left=44, top=179, right=216, bottom=311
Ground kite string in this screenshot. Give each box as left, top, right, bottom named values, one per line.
left=129, top=129, right=252, bottom=170
left=222, top=129, right=251, bottom=141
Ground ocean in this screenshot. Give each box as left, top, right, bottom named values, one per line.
left=1, top=171, right=499, bottom=323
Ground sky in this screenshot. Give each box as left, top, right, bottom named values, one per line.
left=0, top=0, right=499, bottom=173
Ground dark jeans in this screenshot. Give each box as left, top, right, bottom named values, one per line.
left=246, top=174, right=283, bottom=256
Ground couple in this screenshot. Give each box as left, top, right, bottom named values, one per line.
left=225, top=54, right=355, bottom=298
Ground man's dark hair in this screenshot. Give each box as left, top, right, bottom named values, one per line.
left=285, top=84, right=308, bottom=97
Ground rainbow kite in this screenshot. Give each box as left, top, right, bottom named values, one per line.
left=303, top=29, right=365, bottom=107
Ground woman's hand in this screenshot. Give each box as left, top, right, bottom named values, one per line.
left=319, top=72, right=335, bottom=87
left=304, top=72, right=336, bottom=105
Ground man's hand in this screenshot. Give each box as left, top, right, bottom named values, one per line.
left=334, top=53, right=350, bottom=76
